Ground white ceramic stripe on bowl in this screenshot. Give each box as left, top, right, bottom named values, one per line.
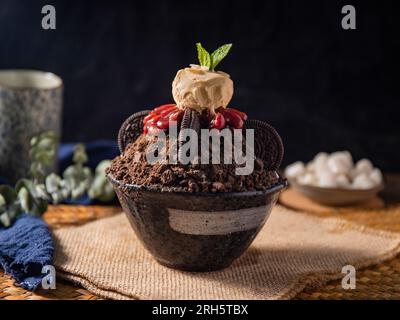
left=168, top=204, right=273, bottom=235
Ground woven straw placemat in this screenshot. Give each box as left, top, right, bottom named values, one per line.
left=1, top=203, right=400, bottom=300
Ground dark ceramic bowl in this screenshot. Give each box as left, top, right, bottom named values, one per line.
left=108, top=175, right=287, bottom=272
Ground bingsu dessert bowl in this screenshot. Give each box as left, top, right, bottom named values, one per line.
left=107, top=43, right=287, bottom=271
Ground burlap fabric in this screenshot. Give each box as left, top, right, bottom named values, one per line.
left=53, top=205, right=400, bottom=300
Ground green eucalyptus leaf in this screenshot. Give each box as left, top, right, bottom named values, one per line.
left=30, top=136, right=39, bottom=147
left=59, top=180, right=71, bottom=199
left=16, top=178, right=35, bottom=195
left=33, top=151, right=53, bottom=166
left=15, top=179, right=47, bottom=216
left=0, top=212, right=11, bottom=227
left=8, top=203, right=22, bottom=220
left=30, top=162, right=45, bottom=182
left=42, top=130, right=58, bottom=141
left=45, top=173, right=61, bottom=194
left=88, top=176, right=103, bottom=199
left=29, top=200, right=47, bottom=216
left=18, top=187, right=31, bottom=212
left=0, top=193, right=5, bottom=208
left=82, top=167, right=93, bottom=181
left=35, top=184, right=50, bottom=201
left=95, top=160, right=111, bottom=174
left=62, top=165, right=76, bottom=180
left=28, top=130, right=59, bottom=181
left=71, top=183, right=87, bottom=200
left=50, top=192, right=62, bottom=205
left=73, top=144, right=88, bottom=164
left=97, top=184, right=115, bottom=202
left=44, top=174, right=69, bottom=205
left=0, top=185, right=17, bottom=204
left=0, top=186, right=20, bottom=227
left=88, top=160, right=114, bottom=202
left=37, top=137, right=54, bottom=150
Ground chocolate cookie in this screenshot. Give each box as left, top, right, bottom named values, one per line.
left=179, top=109, right=201, bottom=135
left=118, top=110, right=151, bottom=153
left=244, top=119, right=284, bottom=171
left=178, top=109, right=201, bottom=159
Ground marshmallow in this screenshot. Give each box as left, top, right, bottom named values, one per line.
left=355, top=159, right=374, bottom=174
left=306, top=161, right=315, bottom=172
left=314, top=152, right=329, bottom=177
left=314, top=152, right=328, bottom=167
left=298, top=173, right=317, bottom=186
left=327, top=151, right=353, bottom=174
left=285, top=161, right=306, bottom=179
left=369, top=168, right=383, bottom=185
left=352, top=173, right=375, bottom=189
left=336, top=174, right=351, bottom=188
left=327, top=156, right=352, bottom=175
left=318, top=170, right=338, bottom=188
left=331, top=151, right=353, bottom=164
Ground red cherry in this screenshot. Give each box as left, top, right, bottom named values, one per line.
left=210, top=112, right=226, bottom=129
left=169, top=110, right=183, bottom=122
left=143, top=113, right=156, bottom=124
left=156, top=117, right=170, bottom=130
left=153, top=104, right=176, bottom=113
left=145, top=114, right=161, bottom=125
left=159, top=106, right=178, bottom=117
left=228, top=108, right=248, bottom=121
left=147, top=124, right=161, bottom=135
left=221, top=109, right=243, bottom=129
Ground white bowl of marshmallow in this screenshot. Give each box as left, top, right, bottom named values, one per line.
left=284, top=151, right=384, bottom=206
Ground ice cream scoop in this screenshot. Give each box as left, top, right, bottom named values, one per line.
left=172, top=64, right=234, bottom=115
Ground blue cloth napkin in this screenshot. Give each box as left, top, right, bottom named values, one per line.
left=0, top=215, right=53, bottom=290
left=0, top=140, right=118, bottom=290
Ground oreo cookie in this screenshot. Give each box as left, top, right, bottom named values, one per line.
left=178, top=109, right=201, bottom=161
left=178, top=109, right=200, bottom=143
left=244, top=119, right=284, bottom=171
left=118, top=110, right=151, bottom=153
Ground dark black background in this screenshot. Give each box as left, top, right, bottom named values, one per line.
left=1, top=0, right=399, bottom=171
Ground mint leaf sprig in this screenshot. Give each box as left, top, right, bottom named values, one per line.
left=196, top=43, right=232, bottom=71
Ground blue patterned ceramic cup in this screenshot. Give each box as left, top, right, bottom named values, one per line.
left=0, top=70, right=63, bottom=183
